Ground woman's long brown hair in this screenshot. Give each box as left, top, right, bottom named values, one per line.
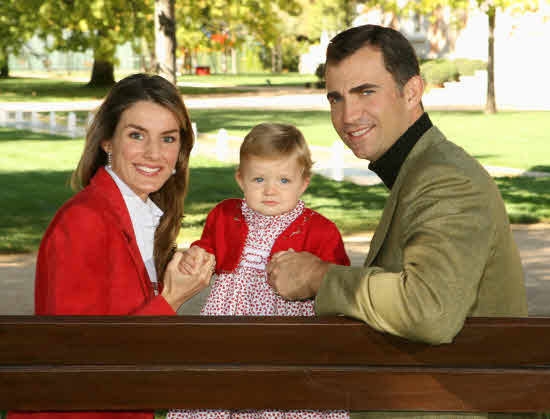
left=71, top=73, right=194, bottom=282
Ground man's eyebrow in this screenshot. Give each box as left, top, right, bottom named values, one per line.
left=349, top=82, right=379, bottom=93
left=326, top=91, right=342, bottom=100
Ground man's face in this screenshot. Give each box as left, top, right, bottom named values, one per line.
left=326, top=45, right=415, bottom=162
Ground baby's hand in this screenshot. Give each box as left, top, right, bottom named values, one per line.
left=178, top=246, right=215, bottom=276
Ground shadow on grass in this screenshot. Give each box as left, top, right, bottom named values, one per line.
left=0, top=77, right=252, bottom=102
left=2, top=165, right=548, bottom=253
left=495, top=177, right=550, bottom=224
left=529, top=165, right=550, bottom=173
left=472, top=154, right=498, bottom=160
left=0, top=170, right=74, bottom=253
left=0, top=77, right=109, bottom=101
left=183, top=165, right=389, bottom=235
left=0, top=129, right=71, bottom=143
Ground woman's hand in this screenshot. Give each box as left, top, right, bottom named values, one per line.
left=161, top=250, right=215, bottom=311
left=178, top=245, right=215, bottom=275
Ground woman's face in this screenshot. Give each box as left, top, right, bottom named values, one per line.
left=102, top=101, right=181, bottom=201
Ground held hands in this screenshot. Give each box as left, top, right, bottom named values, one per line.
left=266, top=249, right=330, bottom=301
left=178, top=245, right=215, bottom=276
left=161, top=247, right=215, bottom=312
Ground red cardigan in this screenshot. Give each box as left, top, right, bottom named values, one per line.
left=193, top=199, right=350, bottom=271
left=9, top=168, right=174, bottom=419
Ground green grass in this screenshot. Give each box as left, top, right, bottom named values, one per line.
left=1, top=126, right=550, bottom=253
left=178, top=72, right=318, bottom=87
left=431, top=111, right=550, bottom=172
left=190, top=109, right=338, bottom=147
left=0, top=77, right=252, bottom=102
left=180, top=156, right=388, bottom=243
left=189, top=109, right=550, bottom=173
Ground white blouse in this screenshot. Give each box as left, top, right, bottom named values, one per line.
left=105, top=166, right=163, bottom=293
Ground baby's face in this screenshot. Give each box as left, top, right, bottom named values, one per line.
left=235, top=154, right=310, bottom=216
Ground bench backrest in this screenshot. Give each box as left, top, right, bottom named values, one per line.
left=1, top=315, right=549, bottom=412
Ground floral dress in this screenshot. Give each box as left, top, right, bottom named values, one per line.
left=167, top=201, right=348, bottom=419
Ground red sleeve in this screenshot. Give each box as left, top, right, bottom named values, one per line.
left=36, top=205, right=110, bottom=315
left=35, top=203, right=175, bottom=316
left=312, top=217, right=350, bottom=267
left=190, top=204, right=219, bottom=254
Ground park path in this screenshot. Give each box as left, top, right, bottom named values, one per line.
left=1, top=223, right=549, bottom=316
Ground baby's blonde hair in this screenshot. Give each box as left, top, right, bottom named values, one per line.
left=239, top=123, right=313, bottom=179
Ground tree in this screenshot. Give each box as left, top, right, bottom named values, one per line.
left=475, top=0, right=538, bottom=113
left=172, top=0, right=301, bottom=74
left=155, top=0, right=177, bottom=84
left=406, top=0, right=539, bottom=113
left=0, top=0, right=39, bottom=78
left=28, top=0, right=151, bottom=86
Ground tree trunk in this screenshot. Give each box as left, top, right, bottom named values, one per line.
left=271, top=48, right=276, bottom=73
left=485, top=7, right=497, bottom=114
left=344, top=0, right=356, bottom=27
left=0, top=46, right=9, bottom=78
left=221, top=48, right=227, bottom=73
left=155, top=0, right=177, bottom=85
left=88, top=59, right=115, bottom=87
left=231, top=47, right=237, bottom=74
left=276, top=44, right=283, bottom=73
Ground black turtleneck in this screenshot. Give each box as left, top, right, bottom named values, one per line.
left=368, top=112, right=433, bottom=190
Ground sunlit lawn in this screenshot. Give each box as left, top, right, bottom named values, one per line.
left=189, top=109, right=550, bottom=173
left=1, top=127, right=550, bottom=253
left=178, top=72, right=318, bottom=87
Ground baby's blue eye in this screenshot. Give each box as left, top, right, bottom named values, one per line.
left=280, top=178, right=289, bottom=184
left=253, top=177, right=264, bottom=183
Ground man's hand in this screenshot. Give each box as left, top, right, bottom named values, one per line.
left=266, top=249, right=330, bottom=300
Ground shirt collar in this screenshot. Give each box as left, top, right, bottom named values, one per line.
left=369, top=112, right=432, bottom=189
left=105, top=165, right=163, bottom=220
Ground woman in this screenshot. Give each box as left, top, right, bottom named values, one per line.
left=9, top=73, right=213, bottom=419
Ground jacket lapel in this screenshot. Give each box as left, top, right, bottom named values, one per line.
left=365, top=188, right=398, bottom=267
left=364, top=127, right=443, bottom=267
left=91, top=168, right=152, bottom=298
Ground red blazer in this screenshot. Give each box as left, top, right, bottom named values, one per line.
left=9, top=168, right=174, bottom=419
left=193, top=199, right=350, bottom=272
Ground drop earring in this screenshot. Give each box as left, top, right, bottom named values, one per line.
left=107, top=151, right=112, bottom=169
left=172, top=168, right=176, bottom=175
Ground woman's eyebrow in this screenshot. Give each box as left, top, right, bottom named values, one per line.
left=125, top=124, right=179, bottom=135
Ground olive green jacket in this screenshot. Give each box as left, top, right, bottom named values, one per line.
left=315, top=126, right=530, bottom=418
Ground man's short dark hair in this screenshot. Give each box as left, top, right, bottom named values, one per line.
left=326, top=24, right=420, bottom=91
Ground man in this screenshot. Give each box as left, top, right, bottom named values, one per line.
left=266, top=24, right=527, bottom=346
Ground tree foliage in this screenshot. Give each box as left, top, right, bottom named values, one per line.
left=172, top=0, right=302, bottom=73
left=0, top=0, right=40, bottom=77
left=354, top=0, right=539, bottom=113
left=23, top=0, right=152, bottom=86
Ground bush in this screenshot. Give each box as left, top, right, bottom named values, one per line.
left=421, top=58, right=487, bottom=87
left=454, top=58, right=487, bottom=76
left=421, top=59, right=459, bottom=86
left=315, top=63, right=326, bottom=88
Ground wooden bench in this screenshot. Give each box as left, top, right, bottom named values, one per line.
left=1, top=315, right=549, bottom=413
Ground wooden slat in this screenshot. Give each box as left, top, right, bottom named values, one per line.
left=3, top=367, right=550, bottom=411
left=1, top=316, right=550, bottom=412
left=1, top=316, right=550, bottom=366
